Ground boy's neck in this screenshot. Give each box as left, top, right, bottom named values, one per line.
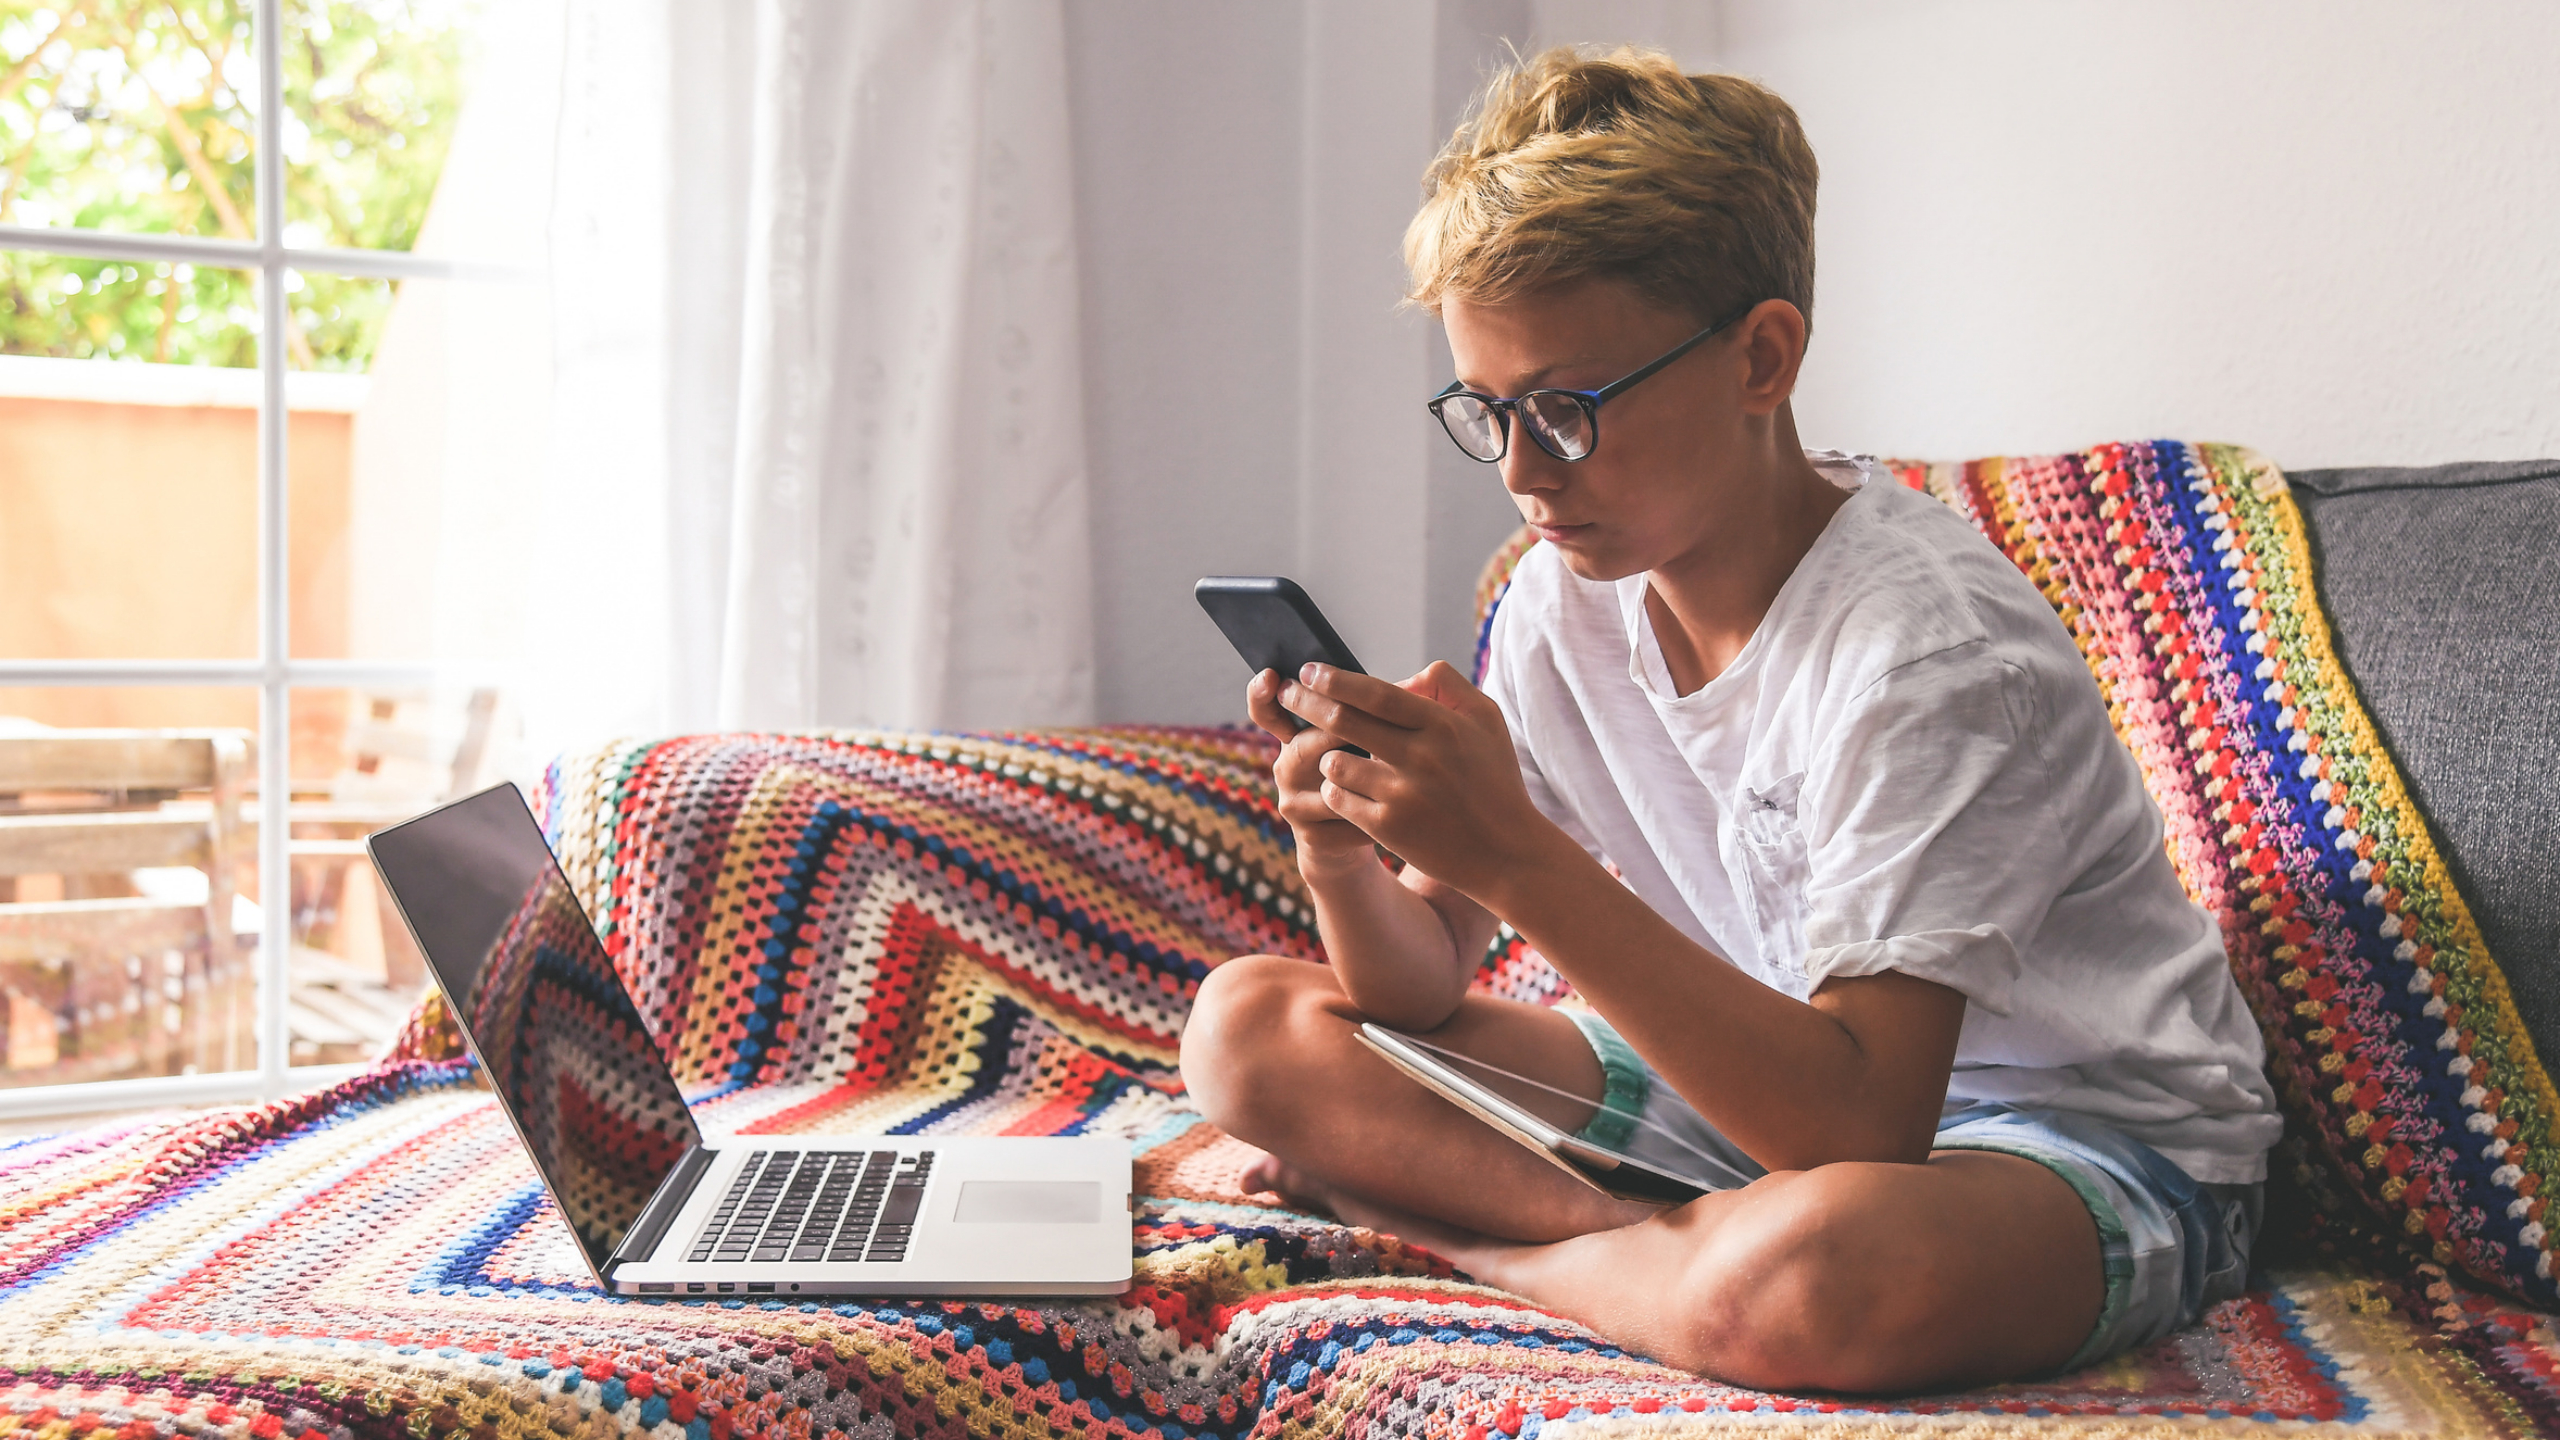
left=1640, top=407, right=1850, bottom=697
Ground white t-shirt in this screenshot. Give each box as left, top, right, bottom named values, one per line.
left=1479, top=452, right=2282, bottom=1183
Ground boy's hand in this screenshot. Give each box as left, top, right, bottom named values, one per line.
left=1245, top=669, right=1378, bottom=880
left=1277, top=660, right=1549, bottom=897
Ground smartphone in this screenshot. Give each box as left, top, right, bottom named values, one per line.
left=1194, top=576, right=1365, bottom=735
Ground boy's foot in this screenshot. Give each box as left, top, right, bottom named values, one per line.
left=1235, top=1145, right=1291, bottom=1203
left=1237, top=1144, right=1334, bottom=1212
left=1238, top=1142, right=1520, bottom=1283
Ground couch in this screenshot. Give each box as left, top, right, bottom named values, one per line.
left=1, top=445, right=2555, bottom=1439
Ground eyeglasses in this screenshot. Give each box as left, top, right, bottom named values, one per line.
left=1426, top=300, right=1760, bottom=464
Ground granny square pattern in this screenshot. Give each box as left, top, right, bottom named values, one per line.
left=2, top=444, right=2558, bottom=1437
left=1884, top=442, right=2560, bottom=1315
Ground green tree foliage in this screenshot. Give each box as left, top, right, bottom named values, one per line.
left=0, top=0, right=475, bottom=370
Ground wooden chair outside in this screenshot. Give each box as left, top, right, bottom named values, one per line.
left=278, top=686, right=502, bottom=1064
left=0, top=730, right=255, bottom=1086
left=1, top=695, right=511, bottom=1089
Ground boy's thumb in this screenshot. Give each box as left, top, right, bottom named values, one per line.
left=1406, top=659, right=1483, bottom=713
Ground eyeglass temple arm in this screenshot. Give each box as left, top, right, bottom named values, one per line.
left=1589, top=300, right=1763, bottom=403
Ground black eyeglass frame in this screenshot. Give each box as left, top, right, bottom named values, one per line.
left=1426, top=298, right=1764, bottom=464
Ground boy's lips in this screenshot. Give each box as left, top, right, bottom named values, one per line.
left=1533, top=521, right=1593, bottom=542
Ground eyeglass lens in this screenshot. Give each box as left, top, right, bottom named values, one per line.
left=1520, top=393, right=1595, bottom=461
left=1437, top=394, right=1505, bottom=460
left=1436, top=391, right=1599, bottom=463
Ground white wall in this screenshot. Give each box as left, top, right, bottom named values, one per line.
left=1713, top=0, right=2560, bottom=468
left=1064, top=1, right=1537, bottom=724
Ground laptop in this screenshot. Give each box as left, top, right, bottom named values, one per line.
left=368, top=783, right=1133, bottom=1298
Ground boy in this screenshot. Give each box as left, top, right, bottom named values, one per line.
left=1179, top=47, right=2279, bottom=1393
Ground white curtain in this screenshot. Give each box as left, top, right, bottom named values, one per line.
left=532, top=0, right=1095, bottom=751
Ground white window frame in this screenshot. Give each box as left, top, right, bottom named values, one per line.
left=0, top=0, right=497, bottom=1119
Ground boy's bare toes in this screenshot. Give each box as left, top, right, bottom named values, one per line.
left=1237, top=1148, right=1335, bottom=1212
left=1237, top=1147, right=1288, bottom=1198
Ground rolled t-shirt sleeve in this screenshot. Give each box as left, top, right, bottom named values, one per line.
left=1794, top=642, right=2067, bottom=1014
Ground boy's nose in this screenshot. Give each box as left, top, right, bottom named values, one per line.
left=1499, top=442, right=1568, bottom=496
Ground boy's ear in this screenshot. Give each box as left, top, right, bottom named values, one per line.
left=1734, top=299, right=1808, bottom=418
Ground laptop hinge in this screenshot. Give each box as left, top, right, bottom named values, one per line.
left=612, top=1143, right=716, bottom=1268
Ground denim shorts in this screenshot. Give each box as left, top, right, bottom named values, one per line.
left=1565, top=1011, right=2260, bottom=1371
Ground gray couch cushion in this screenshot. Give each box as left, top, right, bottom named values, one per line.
left=2290, top=460, right=2560, bottom=1056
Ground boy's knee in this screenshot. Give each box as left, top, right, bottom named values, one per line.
left=1180, top=955, right=1341, bottom=1131
left=1664, top=1169, right=1912, bottom=1391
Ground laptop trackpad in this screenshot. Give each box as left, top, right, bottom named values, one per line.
left=951, top=1180, right=1100, bottom=1224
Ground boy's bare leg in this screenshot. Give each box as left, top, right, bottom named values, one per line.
left=1263, top=1137, right=2109, bottom=1393
left=1181, top=953, right=1658, bottom=1242
left=1182, top=954, right=2106, bottom=1393
left=1312, top=1147, right=2103, bottom=1394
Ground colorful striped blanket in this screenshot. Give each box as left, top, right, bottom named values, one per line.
left=6, top=442, right=2559, bottom=1438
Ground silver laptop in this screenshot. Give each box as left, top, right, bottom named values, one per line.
left=368, top=783, right=1132, bottom=1298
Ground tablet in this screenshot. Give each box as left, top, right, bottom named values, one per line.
left=1354, top=1023, right=1744, bottom=1207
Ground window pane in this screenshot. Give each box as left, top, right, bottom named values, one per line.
left=289, top=272, right=552, bottom=664
left=0, top=3, right=258, bottom=239
left=0, top=687, right=260, bottom=1089
left=282, top=1, right=553, bottom=267
left=283, top=264, right=388, bottom=371
left=0, top=252, right=279, bottom=660
left=288, top=683, right=511, bottom=1064
left=0, top=247, right=257, bottom=364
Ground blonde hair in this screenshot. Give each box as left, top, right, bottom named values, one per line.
left=1404, top=46, right=1818, bottom=333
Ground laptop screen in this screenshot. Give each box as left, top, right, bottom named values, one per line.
left=369, top=784, right=703, bottom=1278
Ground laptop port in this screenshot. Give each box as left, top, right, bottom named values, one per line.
left=747, top=1283, right=775, bottom=1293
left=687, top=1283, right=708, bottom=1293
left=717, top=1282, right=735, bottom=1293
left=638, top=1283, right=674, bottom=1293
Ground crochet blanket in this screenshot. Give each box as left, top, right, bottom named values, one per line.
left=1886, top=444, right=2560, bottom=1312
left=5, top=443, right=2559, bottom=1438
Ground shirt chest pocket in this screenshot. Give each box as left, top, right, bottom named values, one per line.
left=1735, top=772, right=1811, bottom=976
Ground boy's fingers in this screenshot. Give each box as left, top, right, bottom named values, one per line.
left=1243, top=671, right=1283, bottom=731
left=1279, top=794, right=1346, bottom=829
left=1406, top=660, right=1508, bottom=727
left=1316, top=748, right=1389, bottom=801
left=1245, top=671, right=1308, bottom=743
left=1405, top=660, right=1491, bottom=714
left=1280, top=683, right=1408, bottom=757
left=1299, top=664, right=1439, bottom=730
left=1318, top=777, right=1381, bottom=829
left=1282, top=726, right=1348, bottom=777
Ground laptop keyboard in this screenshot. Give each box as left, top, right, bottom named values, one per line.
left=686, top=1148, right=935, bottom=1264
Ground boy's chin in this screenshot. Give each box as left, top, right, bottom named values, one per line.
left=1547, top=542, right=1646, bottom=585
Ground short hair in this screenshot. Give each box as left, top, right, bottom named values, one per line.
left=1404, top=46, right=1819, bottom=334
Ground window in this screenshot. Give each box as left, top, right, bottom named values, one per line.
left=0, top=0, right=552, bottom=1116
